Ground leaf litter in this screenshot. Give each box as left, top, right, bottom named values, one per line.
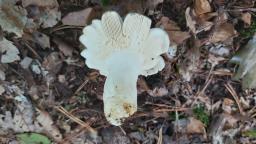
left=0, top=0, right=256, bottom=143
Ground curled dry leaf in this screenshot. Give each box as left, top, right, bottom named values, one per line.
left=32, top=31, right=50, bottom=49
left=52, top=37, right=73, bottom=56
left=62, top=8, right=94, bottom=26
left=0, top=0, right=27, bottom=37
left=187, top=117, right=206, bottom=135
left=185, top=7, right=197, bottom=34
left=230, top=34, right=256, bottom=89
left=194, top=0, right=212, bottom=15
left=210, top=22, right=237, bottom=43
left=0, top=38, right=20, bottom=63
left=241, top=12, right=251, bottom=26
left=157, top=17, right=190, bottom=45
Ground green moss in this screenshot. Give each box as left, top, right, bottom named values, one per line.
left=240, top=19, right=256, bottom=38
left=193, top=105, right=209, bottom=126
left=101, top=0, right=110, bottom=6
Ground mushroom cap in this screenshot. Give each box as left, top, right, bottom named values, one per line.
left=79, top=11, right=169, bottom=76
left=79, top=11, right=170, bottom=125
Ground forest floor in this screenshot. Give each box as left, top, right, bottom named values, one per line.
left=1, top=0, right=256, bottom=143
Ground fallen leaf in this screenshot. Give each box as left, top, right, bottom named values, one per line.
left=42, top=52, right=63, bottom=73
left=187, top=117, right=206, bottom=134
left=0, top=94, right=62, bottom=142
left=20, top=57, right=33, bottom=69
left=32, top=31, right=50, bottom=49
left=210, top=22, right=237, bottom=43
left=178, top=39, right=201, bottom=81
left=0, top=0, right=27, bottom=37
left=0, top=95, right=40, bottom=133
left=22, top=0, right=59, bottom=8
left=36, top=110, right=62, bottom=142
left=241, top=12, right=251, bottom=25
left=0, top=38, right=20, bottom=63
left=209, top=113, right=238, bottom=144
left=62, top=8, right=94, bottom=26
left=209, top=44, right=230, bottom=57
left=230, top=34, right=256, bottom=89
left=168, top=31, right=191, bottom=45
left=52, top=37, right=73, bottom=56
left=194, top=0, right=212, bottom=15
left=222, top=98, right=234, bottom=114
left=157, top=17, right=190, bottom=45
left=185, top=7, right=197, bottom=34
left=40, top=8, right=61, bottom=28
left=22, top=0, right=61, bottom=28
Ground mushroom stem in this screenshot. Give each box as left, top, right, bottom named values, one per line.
left=103, top=51, right=142, bottom=126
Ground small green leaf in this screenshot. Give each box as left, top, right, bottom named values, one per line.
left=242, top=130, right=256, bottom=138
left=16, top=133, right=51, bottom=144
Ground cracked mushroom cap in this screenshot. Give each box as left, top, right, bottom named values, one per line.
left=80, top=11, right=169, bottom=125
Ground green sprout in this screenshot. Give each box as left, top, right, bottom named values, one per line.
left=193, top=105, right=209, bottom=126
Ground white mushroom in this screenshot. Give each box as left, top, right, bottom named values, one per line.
left=80, top=11, right=169, bottom=126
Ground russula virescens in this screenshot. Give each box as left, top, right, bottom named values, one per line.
left=80, top=11, right=169, bottom=126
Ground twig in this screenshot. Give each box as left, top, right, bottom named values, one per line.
left=23, top=41, right=43, bottom=61
left=119, top=126, right=126, bottom=135
left=74, top=79, right=89, bottom=95
left=224, top=83, right=245, bottom=115
left=157, top=127, right=163, bottom=144
left=55, top=106, right=96, bottom=134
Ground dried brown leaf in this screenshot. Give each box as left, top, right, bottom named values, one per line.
left=185, top=7, right=197, bottom=34
left=157, top=17, right=190, bottom=45
left=187, top=117, right=206, bottom=134
left=241, top=12, right=251, bottom=25
left=62, top=8, right=94, bottom=26
left=210, top=22, right=237, bottom=43
left=194, top=0, right=212, bottom=15
left=53, top=37, right=73, bottom=56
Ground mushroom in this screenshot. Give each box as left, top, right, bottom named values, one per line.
left=80, top=11, right=169, bottom=126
